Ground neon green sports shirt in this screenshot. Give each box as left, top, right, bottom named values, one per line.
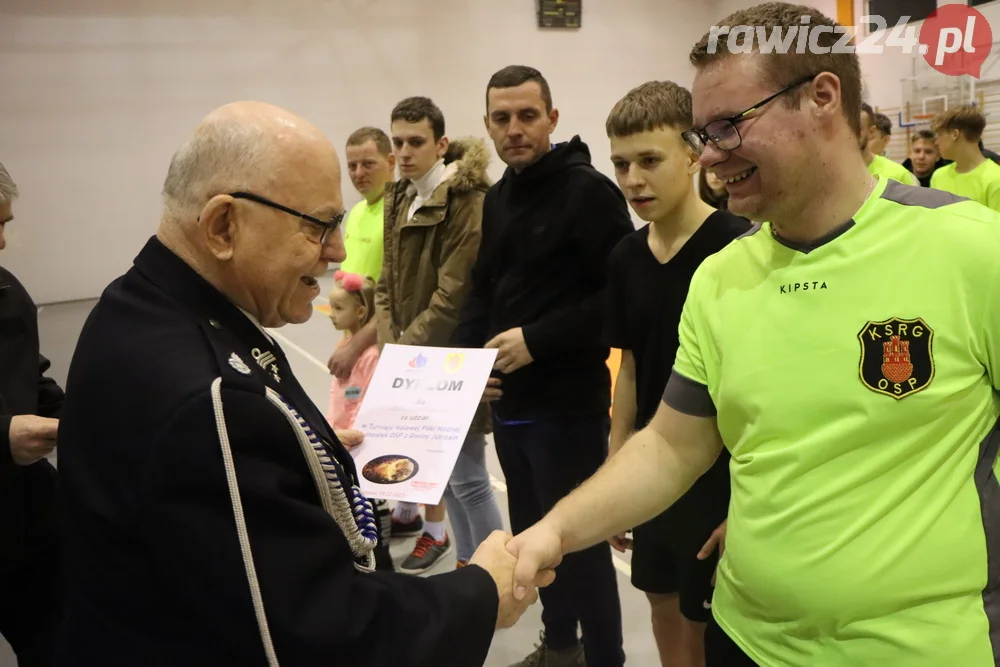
left=931, top=159, right=1000, bottom=212
left=664, top=176, right=1000, bottom=666
left=867, top=153, right=917, bottom=186
left=339, top=196, right=385, bottom=281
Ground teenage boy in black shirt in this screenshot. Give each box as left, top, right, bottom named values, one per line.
left=603, top=81, right=750, bottom=667
left=902, top=129, right=951, bottom=187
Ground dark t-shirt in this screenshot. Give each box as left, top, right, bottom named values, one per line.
left=605, top=211, right=751, bottom=428
left=902, top=157, right=952, bottom=188
left=604, top=210, right=751, bottom=528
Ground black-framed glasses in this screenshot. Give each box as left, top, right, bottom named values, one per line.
left=229, top=191, right=345, bottom=245
left=682, top=74, right=819, bottom=155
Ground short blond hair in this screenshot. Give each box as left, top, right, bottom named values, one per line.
left=347, top=127, right=391, bottom=157
left=931, top=104, right=986, bottom=143
left=690, top=2, right=862, bottom=137
left=606, top=81, right=692, bottom=138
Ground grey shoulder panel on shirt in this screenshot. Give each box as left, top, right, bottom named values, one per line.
left=880, top=179, right=969, bottom=208
left=662, top=370, right=717, bottom=418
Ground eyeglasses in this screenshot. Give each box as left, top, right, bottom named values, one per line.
left=682, top=74, right=819, bottom=155
left=229, top=192, right=345, bottom=245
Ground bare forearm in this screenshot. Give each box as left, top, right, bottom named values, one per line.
left=546, top=420, right=720, bottom=555
left=351, top=318, right=378, bottom=350
left=608, top=371, right=636, bottom=458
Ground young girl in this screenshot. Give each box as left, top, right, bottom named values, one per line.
left=326, top=270, right=394, bottom=571
left=326, top=270, right=379, bottom=448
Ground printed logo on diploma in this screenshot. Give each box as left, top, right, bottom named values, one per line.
left=444, top=352, right=465, bottom=374
left=349, top=344, right=499, bottom=505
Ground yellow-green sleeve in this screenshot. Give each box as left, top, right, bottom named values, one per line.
left=985, top=177, right=1000, bottom=212
left=984, top=261, right=1000, bottom=390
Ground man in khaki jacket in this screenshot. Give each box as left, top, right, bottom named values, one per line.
left=375, top=96, right=504, bottom=575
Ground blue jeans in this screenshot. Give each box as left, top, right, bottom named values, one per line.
left=442, top=431, right=504, bottom=562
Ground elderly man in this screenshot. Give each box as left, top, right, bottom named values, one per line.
left=0, top=161, right=64, bottom=666
left=55, top=101, right=544, bottom=667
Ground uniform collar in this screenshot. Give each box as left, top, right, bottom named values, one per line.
left=237, top=306, right=274, bottom=345
left=132, top=236, right=275, bottom=352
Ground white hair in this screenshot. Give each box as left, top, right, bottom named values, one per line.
left=0, top=161, right=19, bottom=204
left=161, top=117, right=276, bottom=221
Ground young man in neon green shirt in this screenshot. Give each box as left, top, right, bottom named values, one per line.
left=870, top=111, right=891, bottom=156
left=327, top=127, right=394, bottom=377
left=861, top=103, right=915, bottom=185
left=931, top=105, right=1000, bottom=211
left=506, top=4, right=1000, bottom=666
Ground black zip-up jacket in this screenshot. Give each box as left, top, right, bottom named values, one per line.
left=452, top=136, right=633, bottom=420
left=0, top=265, right=63, bottom=562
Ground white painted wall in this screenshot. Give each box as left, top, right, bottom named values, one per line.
left=710, top=0, right=840, bottom=23
left=0, top=0, right=718, bottom=304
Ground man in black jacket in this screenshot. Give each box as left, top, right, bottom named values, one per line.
left=453, top=66, right=633, bottom=667
left=0, top=161, right=64, bottom=667
left=54, top=101, right=547, bottom=667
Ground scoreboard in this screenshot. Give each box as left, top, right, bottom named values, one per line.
left=538, top=0, right=581, bottom=29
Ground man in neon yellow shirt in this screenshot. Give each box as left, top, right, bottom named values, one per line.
left=339, top=126, right=395, bottom=281
left=506, top=3, right=1000, bottom=666
left=931, top=105, right=1000, bottom=211
left=861, top=103, right=916, bottom=185
left=327, top=127, right=394, bottom=377
left=870, top=112, right=891, bottom=156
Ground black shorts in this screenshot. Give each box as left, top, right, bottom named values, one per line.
left=630, top=455, right=729, bottom=622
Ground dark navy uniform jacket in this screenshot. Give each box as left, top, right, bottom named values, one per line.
left=54, top=237, right=498, bottom=666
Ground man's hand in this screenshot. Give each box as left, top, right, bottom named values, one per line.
left=697, top=518, right=727, bottom=585
left=9, top=415, right=58, bottom=466
left=505, top=521, right=564, bottom=602
left=485, top=328, right=534, bottom=374
left=469, top=531, right=555, bottom=629
left=335, top=429, right=364, bottom=449
left=608, top=532, right=632, bottom=553
left=481, top=377, right=503, bottom=404
left=328, top=339, right=361, bottom=379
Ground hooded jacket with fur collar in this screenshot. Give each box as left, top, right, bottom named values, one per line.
left=374, top=136, right=491, bottom=350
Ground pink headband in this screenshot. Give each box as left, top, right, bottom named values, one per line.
left=334, top=270, right=364, bottom=292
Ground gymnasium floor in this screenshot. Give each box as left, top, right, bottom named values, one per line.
left=0, top=272, right=658, bottom=666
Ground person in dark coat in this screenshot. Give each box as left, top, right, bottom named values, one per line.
left=454, top=65, right=633, bottom=667
left=0, top=161, right=64, bottom=667
left=54, top=101, right=546, bottom=667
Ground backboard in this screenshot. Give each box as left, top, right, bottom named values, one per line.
left=899, top=57, right=970, bottom=128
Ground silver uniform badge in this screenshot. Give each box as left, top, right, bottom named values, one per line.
left=228, top=353, right=252, bottom=375
left=252, top=348, right=281, bottom=383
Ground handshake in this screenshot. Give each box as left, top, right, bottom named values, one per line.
left=467, top=523, right=564, bottom=629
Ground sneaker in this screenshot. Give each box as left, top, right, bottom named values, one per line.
left=391, top=513, right=424, bottom=539
left=399, top=532, right=452, bottom=574
left=509, top=632, right=585, bottom=667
